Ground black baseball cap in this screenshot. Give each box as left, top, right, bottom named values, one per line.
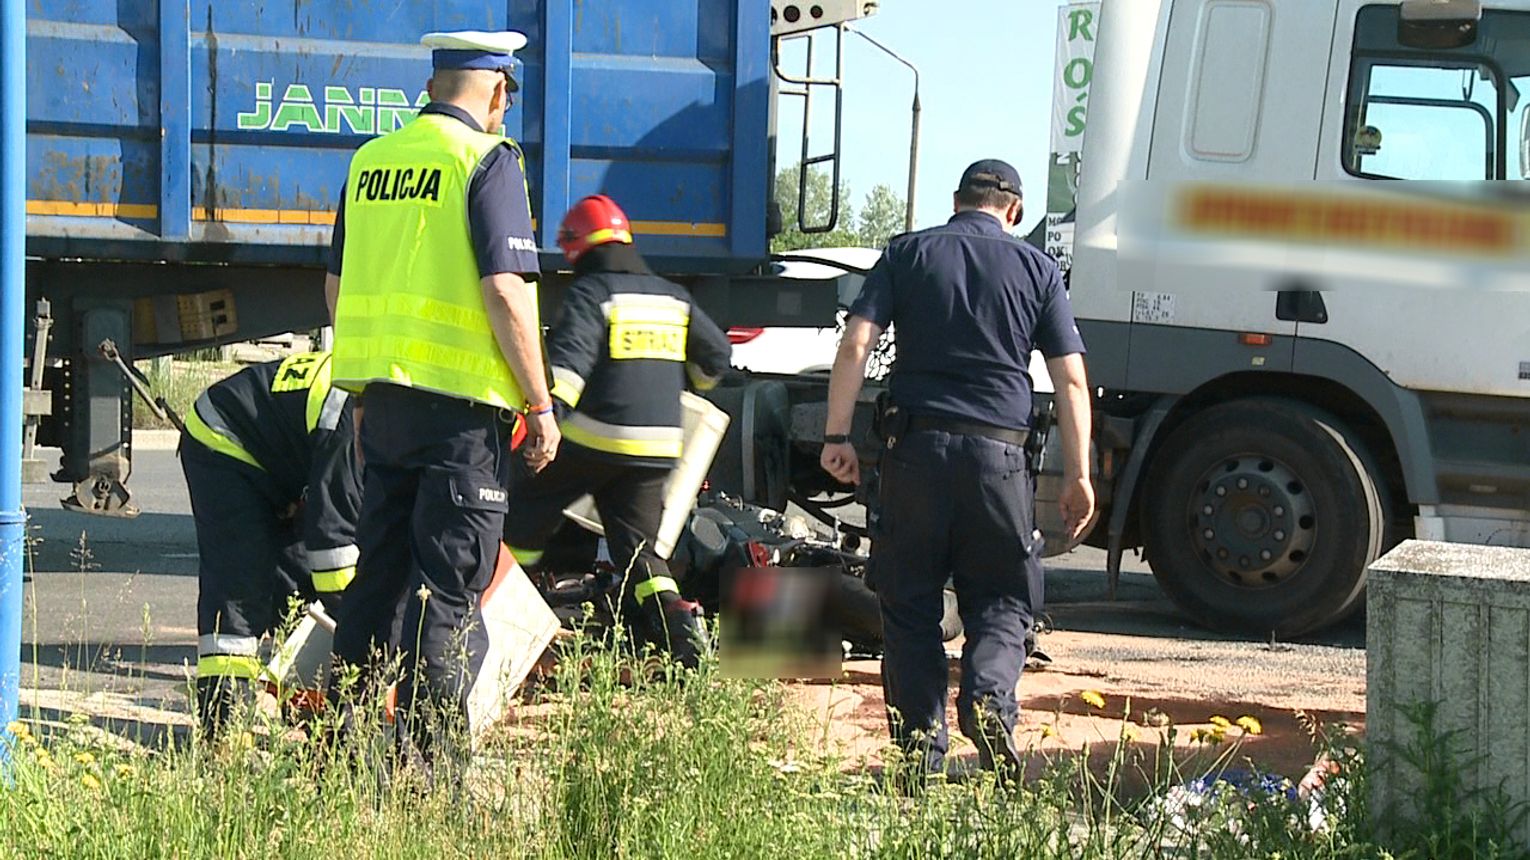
left=957, top=159, right=1023, bottom=196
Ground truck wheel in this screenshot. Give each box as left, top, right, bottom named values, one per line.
left=1140, top=398, right=1385, bottom=638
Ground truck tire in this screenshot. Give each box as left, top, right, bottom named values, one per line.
left=1140, top=398, right=1386, bottom=638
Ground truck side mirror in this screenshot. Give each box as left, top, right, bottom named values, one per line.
left=1399, top=0, right=1482, bottom=48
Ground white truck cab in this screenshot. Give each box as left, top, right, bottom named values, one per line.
left=1052, top=0, right=1530, bottom=635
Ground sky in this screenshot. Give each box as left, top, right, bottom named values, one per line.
left=773, top=1, right=1071, bottom=237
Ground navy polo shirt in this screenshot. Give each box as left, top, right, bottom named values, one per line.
left=849, top=209, right=1086, bottom=430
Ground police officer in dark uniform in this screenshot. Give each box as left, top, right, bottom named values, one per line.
left=324, top=30, right=557, bottom=763
left=180, top=351, right=360, bottom=737
left=504, top=194, right=733, bottom=669
left=821, top=160, right=1096, bottom=781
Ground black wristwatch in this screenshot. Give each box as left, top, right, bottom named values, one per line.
left=823, top=434, right=849, bottom=445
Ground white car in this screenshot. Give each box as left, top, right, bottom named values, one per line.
left=731, top=245, right=1054, bottom=392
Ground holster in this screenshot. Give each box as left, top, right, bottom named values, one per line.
left=872, top=391, right=910, bottom=452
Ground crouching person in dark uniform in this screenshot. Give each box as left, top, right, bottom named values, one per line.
left=505, top=194, right=733, bottom=669
left=821, top=160, right=1095, bottom=784
left=180, top=350, right=361, bottom=738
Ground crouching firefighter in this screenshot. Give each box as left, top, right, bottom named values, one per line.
left=180, top=351, right=361, bottom=737
left=504, top=194, right=733, bottom=669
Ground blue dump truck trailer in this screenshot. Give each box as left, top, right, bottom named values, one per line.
left=23, top=1, right=882, bottom=515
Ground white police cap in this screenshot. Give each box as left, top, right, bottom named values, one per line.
left=421, top=30, right=528, bottom=87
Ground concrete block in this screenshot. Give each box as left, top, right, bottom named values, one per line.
left=1366, top=539, right=1530, bottom=839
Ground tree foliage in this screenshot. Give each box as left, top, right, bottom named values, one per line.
left=770, top=164, right=907, bottom=253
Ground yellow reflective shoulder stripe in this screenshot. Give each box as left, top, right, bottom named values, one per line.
left=197, top=654, right=264, bottom=680
left=271, top=352, right=328, bottom=393
left=312, top=567, right=356, bottom=593
left=634, top=576, right=680, bottom=604
left=562, top=415, right=683, bottom=459
left=185, top=401, right=265, bottom=472
left=303, top=354, right=338, bottom=432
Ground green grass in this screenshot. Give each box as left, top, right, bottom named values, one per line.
left=131, top=359, right=242, bottom=430
left=4, top=538, right=1524, bottom=858
left=6, top=619, right=1512, bottom=860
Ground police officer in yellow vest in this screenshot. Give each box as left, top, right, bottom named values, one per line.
left=324, top=29, right=558, bottom=762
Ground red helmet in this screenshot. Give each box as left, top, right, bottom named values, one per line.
left=557, top=194, right=633, bottom=264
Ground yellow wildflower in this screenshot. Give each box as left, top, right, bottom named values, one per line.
left=74, top=751, right=96, bottom=767
left=34, top=749, right=55, bottom=770
left=1040, top=724, right=1058, bottom=739
left=1121, top=725, right=1140, bottom=743
left=80, top=773, right=101, bottom=791
left=1208, top=715, right=1232, bottom=729
left=1190, top=727, right=1227, bottom=745
left=6, top=720, right=29, bottom=740
left=114, top=763, right=139, bottom=779
left=1080, top=690, right=1106, bottom=709
left=1237, top=715, right=1264, bottom=735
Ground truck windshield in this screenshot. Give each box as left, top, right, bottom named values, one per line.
left=1345, top=5, right=1530, bottom=180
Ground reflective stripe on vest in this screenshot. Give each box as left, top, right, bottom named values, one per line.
left=333, top=113, right=535, bottom=409
left=562, top=413, right=683, bottom=459
left=601, top=293, right=689, bottom=362
left=185, top=395, right=264, bottom=471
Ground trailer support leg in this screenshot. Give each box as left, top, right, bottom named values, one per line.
left=57, top=302, right=138, bottom=518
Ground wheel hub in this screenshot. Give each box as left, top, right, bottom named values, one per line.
left=1188, top=456, right=1317, bottom=588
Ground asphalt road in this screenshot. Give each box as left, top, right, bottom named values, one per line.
left=15, top=441, right=1366, bottom=750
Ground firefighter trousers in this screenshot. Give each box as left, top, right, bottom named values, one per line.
left=503, top=442, right=672, bottom=604
left=180, top=437, right=311, bottom=733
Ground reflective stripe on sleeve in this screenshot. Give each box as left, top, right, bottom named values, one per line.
left=634, top=576, right=681, bottom=604
left=196, top=654, right=263, bottom=680
left=562, top=414, right=683, bottom=459
left=199, top=633, right=259, bottom=656
left=507, top=545, right=544, bottom=568
left=686, top=362, right=722, bottom=392
left=307, top=545, right=360, bottom=572
left=551, top=366, right=585, bottom=408
left=312, top=567, right=356, bottom=593
left=185, top=396, right=265, bottom=472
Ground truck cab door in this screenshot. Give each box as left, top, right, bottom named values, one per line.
left=1309, top=0, right=1530, bottom=401
left=1127, top=0, right=1340, bottom=392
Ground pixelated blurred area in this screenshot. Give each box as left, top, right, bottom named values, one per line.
left=719, top=566, right=844, bottom=679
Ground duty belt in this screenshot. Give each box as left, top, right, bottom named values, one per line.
left=907, top=414, right=1029, bottom=447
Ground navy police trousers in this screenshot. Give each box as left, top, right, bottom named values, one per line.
left=869, top=427, right=1044, bottom=777
left=329, top=383, right=512, bottom=755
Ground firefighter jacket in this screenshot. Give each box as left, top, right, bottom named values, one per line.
left=184, top=351, right=362, bottom=594
left=547, top=247, right=733, bottom=467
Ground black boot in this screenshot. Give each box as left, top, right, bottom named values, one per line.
left=634, top=591, right=709, bottom=670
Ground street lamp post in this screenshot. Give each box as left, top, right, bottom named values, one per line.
left=846, top=25, right=921, bottom=235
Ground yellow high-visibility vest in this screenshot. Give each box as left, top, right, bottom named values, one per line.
left=332, top=112, right=535, bottom=409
